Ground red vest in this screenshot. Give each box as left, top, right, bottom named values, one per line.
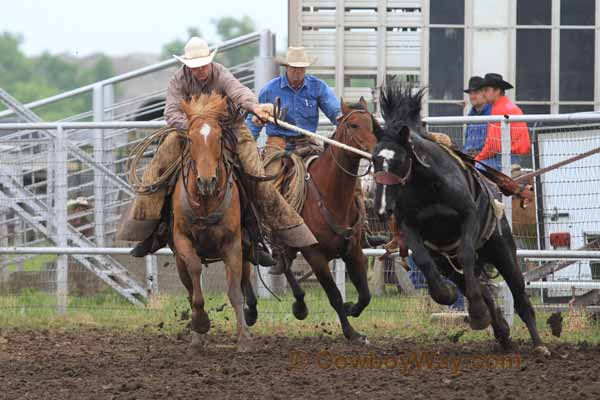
left=475, top=96, right=531, bottom=162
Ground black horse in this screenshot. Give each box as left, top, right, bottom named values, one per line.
left=372, top=82, right=549, bottom=354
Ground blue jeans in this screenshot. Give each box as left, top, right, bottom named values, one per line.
left=407, top=256, right=465, bottom=311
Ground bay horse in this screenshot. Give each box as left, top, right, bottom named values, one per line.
left=279, top=98, right=377, bottom=342
left=170, top=92, right=256, bottom=352
left=372, top=82, right=549, bottom=354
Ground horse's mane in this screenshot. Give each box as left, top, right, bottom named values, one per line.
left=182, top=92, right=234, bottom=126
left=379, top=80, right=426, bottom=137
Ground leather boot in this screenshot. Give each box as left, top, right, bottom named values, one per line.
left=129, top=221, right=169, bottom=257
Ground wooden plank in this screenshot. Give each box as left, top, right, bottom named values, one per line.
left=523, top=239, right=600, bottom=282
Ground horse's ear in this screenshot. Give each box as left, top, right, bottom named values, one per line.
left=341, top=97, right=351, bottom=115
left=358, top=96, right=368, bottom=111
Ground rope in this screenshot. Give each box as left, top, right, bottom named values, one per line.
left=261, top=145, right=308, bottom=214
left=127, top=127, right=187, bottom=195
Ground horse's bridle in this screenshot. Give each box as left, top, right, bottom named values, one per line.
left=328, top=109, right=374, bottom=178
left=180, top=123, right=234, bottom=223
left=373, top=139, right=425, bottom=187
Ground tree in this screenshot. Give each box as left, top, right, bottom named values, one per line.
left=212, top=16, right=257, bottom=66
left=160, top=27, right=203, bottom=60
left=0, top=31, right=116, bottom=120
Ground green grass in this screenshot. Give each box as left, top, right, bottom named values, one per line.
left=1, top=286, right=599, bottom=345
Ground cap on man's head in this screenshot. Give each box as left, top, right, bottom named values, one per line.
left=480, top=73, right=514, bottom=90
left=464, top=76, right=484, bottom=93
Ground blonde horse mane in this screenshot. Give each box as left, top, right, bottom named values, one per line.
left=181, top=92, right=229, bottom=126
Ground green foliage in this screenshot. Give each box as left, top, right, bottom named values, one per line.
left=212, top=15, right=257, bottom=66
left=160, top=27, right=203, bottom=60
left=0, top=31, right=115, bottom=121
left=161, top=16, right=258, bottom=66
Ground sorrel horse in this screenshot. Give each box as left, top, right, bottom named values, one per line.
left=279, top=98, right=378, bottom=342
left=170, top=93, right=256, bottom=352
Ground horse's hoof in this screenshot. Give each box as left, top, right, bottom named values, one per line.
left=244, top=307, right=258, bottom=327
left=292, top=301, right=308, bottom=320
left=429, top=284, right=459, bottom=306
left=468, top=301, right=491, bottom=330
left=237, top=337, right=254, bottom=353
left=346, top=330, right=369, bottom=344
left=192, top=314, right=211, bottom=334
left=190, top=331, right=206, bottom=351
left=343, top=302, right=358, bottom=318
left=533, top=345, right=551, bottom=357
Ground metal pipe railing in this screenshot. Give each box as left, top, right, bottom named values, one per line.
left=1, top=247, right=600, bottom=260
left=0, top=31, right=264, bottom=119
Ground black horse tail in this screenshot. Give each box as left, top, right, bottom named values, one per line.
left=379, top=80, right=426, bottom=130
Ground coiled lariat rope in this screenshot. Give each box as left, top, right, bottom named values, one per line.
left=128, top=127, right=188, bottom=195
left=261, top=145, right=308, bottom=214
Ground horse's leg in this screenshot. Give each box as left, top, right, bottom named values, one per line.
left=456, top=210, right=491, bottom=330
left=341, top=243, right=371, bottom=318
left=242, top=260, right=258, bottom=327
left=174, top=236, right=210, bottom=350
left=401, top=223, right=458, bottom=305
left=222, top=239, right=252, bottom=352
left=481, top=222, right=549, bottom=355
left=301, top=247, right=366, bottom=342
left=438, top=258, right=511, bottom=350
left=281, top=249, right=309, bottom=320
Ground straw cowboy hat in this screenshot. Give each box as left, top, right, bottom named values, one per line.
left=173, top=37, right=218, bottom=69
left=67, top=197, right=91, bottom=210
left=276, top=47, right=315, bottom=67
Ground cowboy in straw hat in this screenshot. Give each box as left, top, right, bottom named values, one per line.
left=118, top=37, right=318, bottom=260
left=246, top=46, right=388, bottom=274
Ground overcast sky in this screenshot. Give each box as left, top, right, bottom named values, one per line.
left=3, top=0, right=288, bottom=56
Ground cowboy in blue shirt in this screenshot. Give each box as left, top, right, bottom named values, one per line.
left=246, top=47, right=340, bottom=142
left=247, top=47, right=387, bottom=274
left=463, top=76, right=492, bottom=161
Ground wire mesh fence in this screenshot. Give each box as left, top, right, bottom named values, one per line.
left=1, top=115, right=600, bottom=336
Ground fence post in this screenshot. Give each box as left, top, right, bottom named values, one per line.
left=500, top=118, right=512, bottom=226
left=332, top=259, right=346, bottom=302
left=500, top=119, right=515, bottom=324
left=55, top=125, right=68, bottom=314
left=93, top=84, right=105, bottom=246
left=254, top=30, right=277, bottom=146
left=501, top=281, right=514, bottom=327
left=145, top=255, right=158, bottom=297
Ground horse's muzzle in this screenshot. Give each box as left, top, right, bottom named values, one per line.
left=197, top=176, right=218, bottom=197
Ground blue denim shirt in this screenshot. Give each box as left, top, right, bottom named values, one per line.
left=246, top=74, right=341, bottom=139
left=463, top=104, right=491, bottom=154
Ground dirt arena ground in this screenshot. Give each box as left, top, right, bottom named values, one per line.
left=1, top=328, right=599, bottom=400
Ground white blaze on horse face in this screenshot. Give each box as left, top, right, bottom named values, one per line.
left=378, top=149, right=395, bottom=171
left=200, top=123, right=211, bottom=144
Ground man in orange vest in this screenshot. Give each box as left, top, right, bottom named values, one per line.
left=475, top=73, right=531, bottom=171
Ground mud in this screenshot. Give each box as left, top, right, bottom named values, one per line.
left=1, top=328, right=599, bottom=400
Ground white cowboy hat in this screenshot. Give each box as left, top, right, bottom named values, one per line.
left=275, top=47, right=315, bottom=67
left=67, top=197, right=91, bottom=209
left=173, top=37, right=218, bottom=69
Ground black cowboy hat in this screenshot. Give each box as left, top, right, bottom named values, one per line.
left=481, top=73, right=514, bottom=90
left=464, top=76, right=484, bottom=93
